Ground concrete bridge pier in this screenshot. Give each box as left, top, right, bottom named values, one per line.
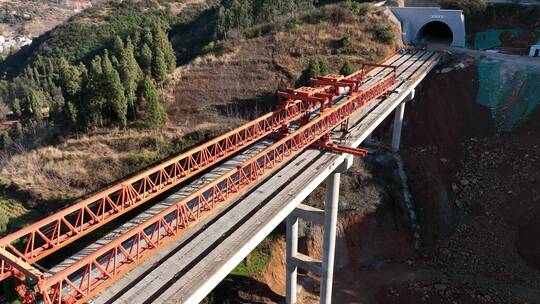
left=285, top=214, right=299, bottom=303
left=285, top=156, right=353, bottom=304
left=391, top=89, right=415, bottom=152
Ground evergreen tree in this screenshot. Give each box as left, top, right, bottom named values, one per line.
left=28, top=89, right=43, bottom=123
left=143, top=29, right=153, bottom=46
left=119, top=37, right=143, bottom=120
left=0, top=132, right=12, bottom=150
left=215, top=0, right=254, bottom=38
left=215, top=6, right=230, bottom=39
left=83, top=55, right=105, bottom=129
left=64, top=101, right=78, bottom=127
left=102, top=51, right=128, bottom=128
left=14, top=121, right=23, bottom=140
left=23, top=67, right=35, bottom=85
left=113, top=35, right=124, bottom=58
left=296, top=56, right=331, bottom=87
left=340, top=59, right=356, bottom=76
left=318, top=57, right=329, bottom=75
left=11, top=98, right=21, bottom=117
left=133, top=31, right=142, bottom=50
left=152, top=27, right=176, bottom=72
left=137, top=76, right=165, bottom=128
left=33, top=66, right=41, bottom=86
left=111, top=55, right=120, bottom=68
left=139, top=43, right=153, bottom=76
left=152, top=49, right=168, bottom=84
left=58, top=57, right=82, bottom=98
left=48, top=84, right=64, bottom=125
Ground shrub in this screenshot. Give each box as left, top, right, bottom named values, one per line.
left=351, top=2, right=369, bottom=16
left=437, top=0, right=487, bottom=15
left=296, top=56, right=330, bottom=87
left=373, top=24, right=394, bottom=44
left=340, top=33, right=351, bottom=48
left=340, top=59, right=356, bottom=76
left=0, top=132, right=12, bottom=150
left=244, top=23, right=275, bottom=38
left=201, top=41, right=227, bottom=55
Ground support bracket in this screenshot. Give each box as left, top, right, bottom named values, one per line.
left=0, top=248, right=42, bottom=282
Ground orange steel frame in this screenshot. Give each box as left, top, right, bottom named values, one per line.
left=33, top=66, right=396, bottom=304
left=1, top=58, right=398, bottom=303
left=0, top=93, right=333, bottom=281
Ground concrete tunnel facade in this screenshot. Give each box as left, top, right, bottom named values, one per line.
left=389, top=7, right=466, bottom=47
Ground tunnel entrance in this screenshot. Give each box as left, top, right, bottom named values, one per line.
left=417, top=21, right=454, bottom=46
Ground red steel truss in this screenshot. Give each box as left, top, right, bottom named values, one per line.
left=0, top=98, right=327, bottom=281
left=32, top=67, right=396, bottom=304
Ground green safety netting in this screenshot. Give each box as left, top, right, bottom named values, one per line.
left=477, top=58, right=540, bottom=130
left=473, top=29, right=540, bottom=50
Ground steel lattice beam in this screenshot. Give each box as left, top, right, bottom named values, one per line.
left=35, top=68, right=396, bottom=304
left=0, top=97, right=328, bottom=281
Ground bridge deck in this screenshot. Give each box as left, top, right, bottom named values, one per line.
left=79, top=51, right=440, bottom=304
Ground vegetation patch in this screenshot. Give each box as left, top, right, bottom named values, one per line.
left=0, top=196, right=41, bottom=236
left=230, top=232, right=281, bottom=277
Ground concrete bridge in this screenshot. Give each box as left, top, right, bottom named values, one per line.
left=91, top=51, right=441, bottom=304
left=0, top=51, right=440, bottom=304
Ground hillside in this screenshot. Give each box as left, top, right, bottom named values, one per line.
left=0, top=0, right=400, bottom=235
left=0, top=0, right=91, bottom=40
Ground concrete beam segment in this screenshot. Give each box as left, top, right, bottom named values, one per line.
left=291, top=204, right=325, bottom=225
left=338, top=154, right=354, bottom=173
left=292, top=252, right=322, bottom=275
left=320, top=172, right=341, bottom=304
left=286, top=215, right=299, bottom=304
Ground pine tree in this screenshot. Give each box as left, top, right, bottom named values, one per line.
left=133, top=31, right=142, bottom=50
left=113, top=35, right=124, bottom=58
left=152, top=27, right=176, bottom=72
left=64, top=101, right=78, bottom=127
left=49, top=85, right=65, bottom=125
left=83, top=55, right=105, bottom=129
left=152, top=49, right=168, bottom=84
left=29, top=89, right=43, bottom=123
left=58, top=57, right=82, bottom=98
left=318, top=57, right=329, bottom=75
left=137, top=76, right=165, bottom=128
left=14, top=121, right=23, bottom=140
left=102, top=51, right=128, bottom=128
left=296, top=57, right=320, bottom=87
left=144, top=29, right=153, bottom=46
left=11, top=98, right=21, bottom=117
left=215, top=6, right=230, bottom=39
left=139, top=43, right=153, bottom=76
left=340, top=59, right=356, bottom=76
left=0, top=132, right=12, bottom=150
left=119, top=37, right=143, bottom=120
left=33, top=66, right=41, bottom=86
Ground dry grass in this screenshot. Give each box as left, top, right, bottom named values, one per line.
left=0, top=125, right=229, bottom=204
left=272, top=5, right=400, bottom=77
